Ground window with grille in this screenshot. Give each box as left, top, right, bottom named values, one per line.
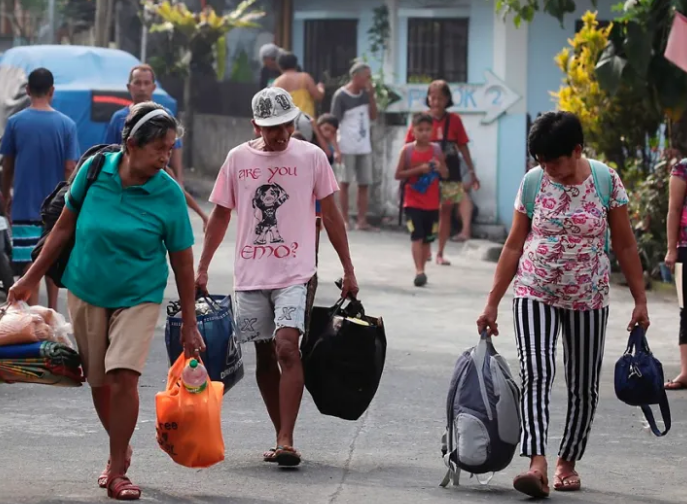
left=304, top=19, right=358, bottom=83
left=407, top=18, right=469, bottom=83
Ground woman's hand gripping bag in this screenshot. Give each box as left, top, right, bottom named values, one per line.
left=155, top=355, right=225, bottom=468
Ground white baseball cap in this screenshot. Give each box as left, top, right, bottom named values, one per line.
left=252, top=87, right=301, bottom=127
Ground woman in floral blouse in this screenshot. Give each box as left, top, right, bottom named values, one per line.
left=664, top=156, right=687, bottom=390
left=476, top=111, right=649, bottom=498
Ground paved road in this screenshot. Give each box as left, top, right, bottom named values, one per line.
left=1, top=208, right=686, bottom=504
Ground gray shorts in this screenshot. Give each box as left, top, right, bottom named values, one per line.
left=341, top=153, right=373, bottom=186
left=234, top=284, right=308, bottom=344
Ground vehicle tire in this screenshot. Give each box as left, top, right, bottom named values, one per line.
left=0, top=252, right=15, bottom=293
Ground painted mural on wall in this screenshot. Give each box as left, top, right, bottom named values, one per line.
left=222, top=0, right=276, bottom=83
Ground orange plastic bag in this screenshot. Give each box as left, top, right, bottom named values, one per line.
left=155, top=355, right=225, bottom=468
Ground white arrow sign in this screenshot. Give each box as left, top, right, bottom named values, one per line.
left=384, top=70, right=521, bottom=124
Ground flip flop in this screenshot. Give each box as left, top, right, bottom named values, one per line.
left=436, top=255, right=451, bottom=266
left=263, top=447, right=278, bottom=463
left=275, top=445, right=301, bottom=467
left=554, top=471, right=581, bottom=492
left=665, top=380, right=687, bottom=390
left=513, top=470, right=550, bottom=498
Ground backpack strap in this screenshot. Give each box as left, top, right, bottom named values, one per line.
left=589, top=160, right=612, bottom=209
left=66, top=150, right=110, bottom=212
left=404, top=143, right=414, bottom=169
left=432, top=142, right=443, bottom=160
left=520, top=167, right=544, bottom=219
left=398, top=144, right=414, bottom=226
left=589, top=160, right=614, bottom=253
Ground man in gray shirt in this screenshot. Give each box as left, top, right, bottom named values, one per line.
left=331, top=62, right=378, bottom=230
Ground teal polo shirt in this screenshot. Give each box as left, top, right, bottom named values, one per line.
left=63, top=151, right=194, bottom=309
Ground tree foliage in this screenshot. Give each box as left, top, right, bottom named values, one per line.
left=497, top=0, right=687, bottom=153
left=552, top=11, right=661, bottom=172
left=496, top=0, right=594, bottom=27
left=145, top=0, right=264, bottom=79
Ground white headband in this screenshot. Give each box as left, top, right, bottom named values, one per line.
left=129, top=109, right=170, bottom=138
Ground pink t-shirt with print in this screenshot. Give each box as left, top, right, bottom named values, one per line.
left=512, top=163, right=629, bottom=311
left=210, top=139, right=339, bottom=291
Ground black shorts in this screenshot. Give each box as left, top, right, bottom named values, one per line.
left=405, top=208, right=439, bottom=243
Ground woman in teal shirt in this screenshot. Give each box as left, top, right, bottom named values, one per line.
left=9, top=102, right=204, bottom=501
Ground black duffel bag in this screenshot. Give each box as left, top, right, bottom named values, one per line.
left=301, top=295, right=387, bottom=421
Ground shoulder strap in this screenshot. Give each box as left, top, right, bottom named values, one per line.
left=432, top=142, right=443, bottom=159
left=521, top=167, right=544, bottom=219
left=640, top=392, right=671, bottom=437
left=442, top=114, right=451, bottom=151
left=589, top=159, right=614, bottom=253
left=404, top=143, right=414, bottom=169
left=67, top=151, right=109, bottom=212
left=589, top=160, right=612, bottom=209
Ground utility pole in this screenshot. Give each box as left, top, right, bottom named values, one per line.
left=94, top=0, right=110, bottom=46
left=47, top=0, right=55, bottom=43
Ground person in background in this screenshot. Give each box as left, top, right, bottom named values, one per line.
left=331, top=62, right=378, bottom=231
left=259, top=43, right=283, bottom=88
left=196, top=88, right=357, bottom=467
left=8, top=102, right=203, bottom=500
left=1, top=67, right=79, bottom=310
left=395, top=113, right=447, bottom=287
left=405, top=80, right=479, bottom=265
left=273, top=52, right=324, bottom=119
left=104, top=64, right=209, bottom=230
left=313, top=113, right=342, bottom=165
left=664, top=152, right=687, bottom=390
left=476, top=111, right=649, bottom=498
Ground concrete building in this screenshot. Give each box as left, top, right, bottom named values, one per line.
left=282, top=0, right=617, bottom=232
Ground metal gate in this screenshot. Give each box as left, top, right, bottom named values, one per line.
left=304, top=19, right=358, bottom=114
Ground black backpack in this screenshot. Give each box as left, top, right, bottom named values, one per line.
left=31, top=144, right=121, bottom=287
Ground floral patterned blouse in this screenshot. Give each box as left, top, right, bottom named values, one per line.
left=513, top=164, right=629, bottom=310
left=670, top=160, right=687, bottom=247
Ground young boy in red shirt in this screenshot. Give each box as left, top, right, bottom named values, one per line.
left=395, top=113, right=448, bottom=287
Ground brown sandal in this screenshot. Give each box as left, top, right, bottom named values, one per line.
left=107, top=474, right=141, bottom=501
left=275, top=445, right=301, bottom=467
left=513, top=469, right=550, bottom=498
left=554, top=471, right=581, bottom=492
left=98, top=450, right=132, bottom=488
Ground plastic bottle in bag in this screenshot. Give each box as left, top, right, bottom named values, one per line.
left=181, top=359, right=208, bottom=394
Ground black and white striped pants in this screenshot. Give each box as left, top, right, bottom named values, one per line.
left=513, top=298, right=609, bottom=461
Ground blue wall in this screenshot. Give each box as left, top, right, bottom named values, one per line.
left=497, top=114, right=527, bottom=229
left=526, top=0, right=616, bottom=117
left=293, top=0, right=490, bottom=85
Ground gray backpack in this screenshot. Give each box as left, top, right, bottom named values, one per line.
left=440, top=332, right=521, bottom=487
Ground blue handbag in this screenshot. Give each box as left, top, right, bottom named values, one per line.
left=614, top=326, right=671, bottom=436
left=165, top=295, right=244, bottom=394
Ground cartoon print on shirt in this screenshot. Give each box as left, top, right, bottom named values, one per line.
left=252, top=183, right=289, bottom=245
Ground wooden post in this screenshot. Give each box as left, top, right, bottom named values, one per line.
left=276, top=0, right=293, bottom=50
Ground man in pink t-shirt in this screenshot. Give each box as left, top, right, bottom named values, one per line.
left=196, top=87, right=358, bottom=467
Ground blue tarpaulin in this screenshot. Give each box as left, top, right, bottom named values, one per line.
left=0, top=45, right=177, bottom=154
